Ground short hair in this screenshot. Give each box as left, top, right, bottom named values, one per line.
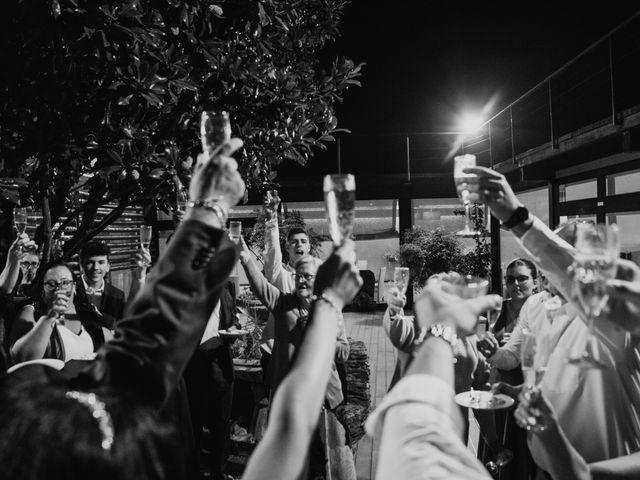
left=286, top=227, right=308, bottom=242
left=505, top=257, right=537, bottom=279
left=294, top=255, right=321, bottom=272
left=80, top=241, right=110, bottom=262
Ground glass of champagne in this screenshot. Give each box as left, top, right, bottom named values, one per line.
left=323, top=174, right=356, bottom=246
left=393, top=267, right=410, bottom=295
left=568, top=222, right=620, bottom=369
left=229, top=221, right=242, bottom=244
left=139, top=225, right=153, bottom=267
left=519, top=329, right=551, bottom=431
left=453, top=154, right=480, bottom=237
left=200, top=110, right=231, bottom=154
left=14, top=207, right=28, bottom=235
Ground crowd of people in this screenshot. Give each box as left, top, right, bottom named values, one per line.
left=0, top=137, right=638, bottom=480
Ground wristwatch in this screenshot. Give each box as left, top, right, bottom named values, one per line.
left=502, top=206, right=530, bottom=230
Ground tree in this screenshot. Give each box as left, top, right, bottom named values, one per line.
left=0, top=0, right=363, bottom=262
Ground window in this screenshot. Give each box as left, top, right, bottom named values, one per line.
left=606, top=168, right=640, bottom=196
left=558, top=179, right=597, bottom=201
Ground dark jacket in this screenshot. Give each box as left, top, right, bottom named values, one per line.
left=74, top=280, right=125, bottom=330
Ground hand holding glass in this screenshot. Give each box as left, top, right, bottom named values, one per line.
left=264, top=189, right=281, bottom=222
left=324, top=174, right=356, bottom=246
left=229, top=221, right=242, bottom=243
left=139, top=225, right=153, bottom=267
left=453, top=154, right=480, bottom=237
left=201, top=110, right=231, bottom=154
left=568, top=222, right=620, bottom=369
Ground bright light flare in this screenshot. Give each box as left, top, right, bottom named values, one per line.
left=458, top=112, right=486, bottom=134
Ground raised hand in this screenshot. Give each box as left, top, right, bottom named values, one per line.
left=463, top=166, right=522, bottom=223
left=48, top=291, right=71, bottom=320
left=313, top=239, right=362, bottom=312
left=188, top=137, right=246, bottom=214
left=415, top=278, right=502, bottom=336
left=477, top=330, right=500, bottom=357
left=514, top=386, right=555, bottom=432
left=9, top=233, right=36, bottom=263
left=386, top=286, right=406, bottom=317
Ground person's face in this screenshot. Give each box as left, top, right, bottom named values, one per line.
left=42, top=265, right=74, bottom=306
left=19, top=253, right=40, bottom=283
left=286, top=233, right=310, bottom=264
left=294, top=261, right=317, bottom=300
left=505, top=264, right=535, bottom=300
left=81, top=255, right=110, bottom=286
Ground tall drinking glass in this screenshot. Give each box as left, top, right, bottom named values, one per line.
left=519, top=329, right=551, bottom=431
left=568, top=222, right=620, bottom=369
left=200, top=110, right=231, bottom=154
left=139, top=225, right=153, bottom=267
left=453, top=154, right=480, bottom=237
left=229, top=221, right=242, bottom=244
left=323, top=174, right=356, bottom=246
left=14, top=207, right=28, bottom=235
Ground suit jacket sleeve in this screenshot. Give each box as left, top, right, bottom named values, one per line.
left=75, top=220, right=238, bottom=409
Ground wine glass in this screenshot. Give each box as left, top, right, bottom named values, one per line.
left=519, top=329, right=551, bottom=431
left=323, top=174, right=356, bottom=246
left=14, top=207, right=28, bottom=235
left=568, top=222, right=620, bottom=369
left=200, top=110, right=231, bottom=154
left=453, top=154, right=480, bottom=237
left=139, top=225, right=153, bottom=267
left=229, top=221, right=242, bottom=244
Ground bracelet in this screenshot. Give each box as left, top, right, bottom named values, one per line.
left=311, top=293, right=344, bottom=322
left=412, top=323, right=461, bottom=363
left=187, top=199, right=228, bottom=225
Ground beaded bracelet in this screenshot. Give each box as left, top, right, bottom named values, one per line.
left=187, top=199, right=228, bottom=225
left=412, top=323, right=461, bottom=363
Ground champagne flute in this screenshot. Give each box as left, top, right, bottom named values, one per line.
left=323, top=174, right=356, bottom=246
left=229, top=221, right=242, bottom=244
left=139, top=225, right=153, bottom=267
left=568, top=222, right=620, bottom=369
left=453, top=154, right=480, bottom=237
left=14, top=207, right=28, bottom=235
left=201, top=110, right=231, bottom=154
left=519, top=329, right=551, bottom=431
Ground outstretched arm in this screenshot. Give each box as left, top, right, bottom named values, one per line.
left=76, top=138, right=245, bottom=409
left=239, top=236, right=282, bottom=311
left=0, top=234, right=36, bottom=295
left=242, top=241, right=362, bottom=480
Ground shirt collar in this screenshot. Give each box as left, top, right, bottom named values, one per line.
left=82, top=275, right=105, bottom=295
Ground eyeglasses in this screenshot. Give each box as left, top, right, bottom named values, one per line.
left=294, top=273, right=315, bottom=282
left=43, top=279, right=74, bottom=290
left=505, top=275, right=532, bottom=284
left=20, top=261, right=40, bottom=269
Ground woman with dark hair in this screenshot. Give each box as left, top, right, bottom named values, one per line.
left=492, top=257, right=538, bottom=345
left=9, top=258, right=113, bottom=363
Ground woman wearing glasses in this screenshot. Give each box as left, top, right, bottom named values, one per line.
left=9, top=259, right=113, bottom=363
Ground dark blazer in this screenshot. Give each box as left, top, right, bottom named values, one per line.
left=1, top=219, right=239, bottom=409
left=74, top=280, right=125, bottom=330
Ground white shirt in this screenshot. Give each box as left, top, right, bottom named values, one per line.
left=366, top=374, right=492, bottom=480
left=57, top=325, right=95, bottom=361
left=200, top=300, right=221, bottom=344
left=517, top=216, right=640, bottom=463
left=82, top=276, right=105, bottom=296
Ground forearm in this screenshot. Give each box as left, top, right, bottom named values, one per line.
left=0, top=260, right=20, bottom=295
left=242, top=300, right=338, bottom=480
left=11, top=316, right=55, bottom=362
left=406, top=337, right=455, bottom=386
left=241, top=255, right=281, bottom=311
left=387, top=311, right=417, bottom=352
left=263, top=219, right=284, bottom=283
left=590, top=451, right=640, bottom=479
left=335, top=328, right=350, bottom=363
left=80, top=220, right=237, bottom=408
left=488, top=346, right=520, bottom=370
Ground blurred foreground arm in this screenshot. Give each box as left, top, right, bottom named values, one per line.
left=77, top=139, right=245, bottom=408
left=366, top=281, right=499, bottom=479
left=241, top=241, right=362, bottom=480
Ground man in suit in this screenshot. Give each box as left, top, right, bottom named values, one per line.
left=75, top=240, right=125, bottom=329
left=183, top=280, right=240, bottom=480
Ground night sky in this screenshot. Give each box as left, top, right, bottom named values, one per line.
left=327, top=3, right=640, bottom=135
